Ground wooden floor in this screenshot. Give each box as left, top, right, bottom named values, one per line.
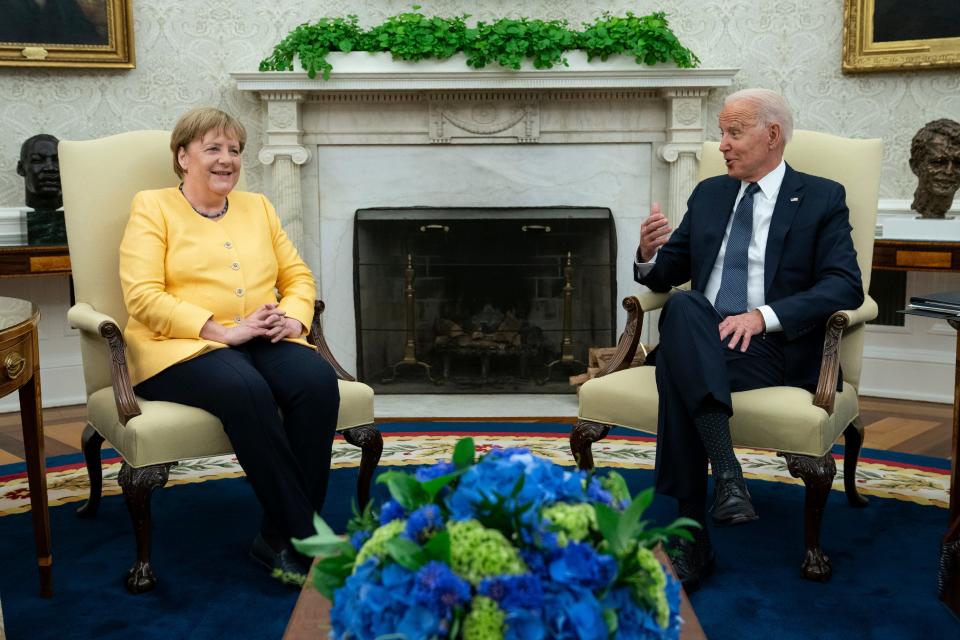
left=0, top=396, right=954, bottom=466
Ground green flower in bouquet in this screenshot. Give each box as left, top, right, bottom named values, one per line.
left=293, top=438, right=698, bottom=639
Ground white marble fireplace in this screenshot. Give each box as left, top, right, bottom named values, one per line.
left=234, top=54, right=737, bottom=378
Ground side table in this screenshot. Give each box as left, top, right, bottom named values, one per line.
left=900, top=305, right=960, bottom=616
left=940, top=316, right=960, bottom=616
left=0, top=297, right=51, bottom=597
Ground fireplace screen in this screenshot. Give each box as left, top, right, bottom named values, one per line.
left=355, top=208, right=616, bottom=393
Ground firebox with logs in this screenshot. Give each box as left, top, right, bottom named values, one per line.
left=355, top=207, right=616, bottom=394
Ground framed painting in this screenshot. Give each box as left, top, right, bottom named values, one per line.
left=843, top=0, right=960, bottom=73
left=0, top=0, right=135, bottom=68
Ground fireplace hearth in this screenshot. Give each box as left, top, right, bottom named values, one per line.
left=356, top=207, right=615, bottom=393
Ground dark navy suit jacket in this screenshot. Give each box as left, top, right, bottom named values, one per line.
left=635, top=163, right=865, bottom=392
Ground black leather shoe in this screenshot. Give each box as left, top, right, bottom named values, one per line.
left=250, top=534, right=310, bottom=588
left=671, top=538, right=715, bottom=594
left=711, top=474, right=759, bottom=526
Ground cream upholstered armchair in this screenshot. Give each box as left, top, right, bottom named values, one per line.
left=572, top=130, right=882, bottom=582
left=59, top=131, right=380, bottom=594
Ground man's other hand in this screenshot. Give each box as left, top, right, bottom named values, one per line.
left=718, top=310, right=765, bottom=352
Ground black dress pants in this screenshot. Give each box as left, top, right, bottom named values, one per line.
left=135, top=339, right=340, bottom=542
left=652, top=290, right=785, bottom=501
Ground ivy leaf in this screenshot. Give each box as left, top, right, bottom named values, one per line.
left=259, top=9, right=699, bottom=77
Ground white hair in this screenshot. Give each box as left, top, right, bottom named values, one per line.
left=724, top=88, right=794, bottom=143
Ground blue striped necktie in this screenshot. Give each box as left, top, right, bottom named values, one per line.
left=714, top=182, right=761, bottom=318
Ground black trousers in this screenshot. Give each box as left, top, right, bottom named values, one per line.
left=652, top=290, right=785, bottom=501
left=135, top=339, right=340, bottom=542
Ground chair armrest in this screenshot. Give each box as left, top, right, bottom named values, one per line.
left=594, top=286, right=688, bottom=378
left=308, top=300, right=356, bottom=382
left=67, top=303, right=142, bottom=425
left=595, top=297, right=645, bottom=378
left=812, top=295, right=878, bottom=415
left=636, top=289, right=673, bottom=313
left=835, top=295, right=879, bottom=328
left=67, top=302, right=119, bottom=334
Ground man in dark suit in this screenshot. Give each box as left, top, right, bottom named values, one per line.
left=635, top=88, right=864, bottom=590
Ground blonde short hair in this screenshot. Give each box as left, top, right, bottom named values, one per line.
left=170, top=107, right=247, bottom=179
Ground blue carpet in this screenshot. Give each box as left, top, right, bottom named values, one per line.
left=0, top=422, right=958, bottom=639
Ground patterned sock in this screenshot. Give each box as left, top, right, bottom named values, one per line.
left=694, top=398, right=743, bottom=480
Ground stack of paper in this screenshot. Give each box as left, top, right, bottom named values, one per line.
left=907, top=291, right=960, bottom=317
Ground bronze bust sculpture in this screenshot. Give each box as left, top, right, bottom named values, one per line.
left=910, top=119, right=960, bottom=219
left=17, top=134, right=67, bottom=244
left=17, top=134, right=62, bottom=211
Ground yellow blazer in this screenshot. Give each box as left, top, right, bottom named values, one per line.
left=119, top=187, right=315, bottom=385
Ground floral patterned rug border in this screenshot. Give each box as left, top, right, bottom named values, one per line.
left=0, top=432, right=948, bottom=517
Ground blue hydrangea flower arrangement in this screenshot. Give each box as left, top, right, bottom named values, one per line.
left=294, top=438, right=697, bottom=640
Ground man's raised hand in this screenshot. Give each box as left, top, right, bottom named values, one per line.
left=639, top=202, right=672, bottom=262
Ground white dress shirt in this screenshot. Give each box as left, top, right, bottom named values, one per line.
left=637, top=159, right=786, bottom=332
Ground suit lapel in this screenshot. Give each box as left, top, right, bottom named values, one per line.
left=764, top=163, right=805, bottom=294
left=696, top=178, right=740, bottom=291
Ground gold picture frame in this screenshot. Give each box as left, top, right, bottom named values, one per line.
left=0, top=0, right=135, bottom=69
left=843, top=0, right=960, bottom=73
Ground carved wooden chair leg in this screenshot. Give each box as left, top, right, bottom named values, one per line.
left=76, top=424, right=106, bottom=518
left=842, top=417, right=869, bottom=507
left=343, top=424, right=383, bottom=510
left=117, top=461, right=173, bottom=594
left=781, top=451, right=837, bottom=582
left=570, top=419, right=611, bottom=471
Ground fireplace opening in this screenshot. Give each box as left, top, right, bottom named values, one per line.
left=355, top=207, right=616, bottom=394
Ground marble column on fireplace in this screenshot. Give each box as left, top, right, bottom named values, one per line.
left=659, top=89, right=708, bottom=229
left=257, top=93, right=310, bottom=251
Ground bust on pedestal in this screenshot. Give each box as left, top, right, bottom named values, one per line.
left=17, top=133, right=67, bottom=245
left=910, top=119, right=960, bottom=220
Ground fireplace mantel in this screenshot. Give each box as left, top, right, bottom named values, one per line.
left=235, top=52, right=737, bottom=92
left=233, top=56, right=738, bottom=373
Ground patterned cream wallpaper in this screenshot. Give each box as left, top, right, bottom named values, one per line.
left=1, top=0, right=958, bottom=206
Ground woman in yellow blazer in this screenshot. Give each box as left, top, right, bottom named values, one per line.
left=119, top=108, right=339, bottom=587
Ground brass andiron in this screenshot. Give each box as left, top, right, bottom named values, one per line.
left=539, top=251, right=586, bottom=384
left=382, top=253, right=436, bottom=384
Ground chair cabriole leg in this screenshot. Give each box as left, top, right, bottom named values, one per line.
left=570, top=419, right=611, bottom=470
left=76, top=423, right=105, bottom=518
left=117, top=461, right=172, bottom=594
left=842, top=417, right=869, bottom=507
left=781, top=451, right=837, bottom=582
left=343, top=424, right=383, bottom=510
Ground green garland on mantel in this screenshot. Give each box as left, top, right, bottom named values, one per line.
left=259, top=7, right=700, bottom=80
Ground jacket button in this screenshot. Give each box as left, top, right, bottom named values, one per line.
left=231, top=262, right=240, bottom=270
left=235, top=288, right=244, bottom=296
left=224, top=241, right=233, bottom=249
left=234, top=315, right=242, bottom=322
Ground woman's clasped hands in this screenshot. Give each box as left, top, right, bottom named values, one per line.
left=201, top=303, right=304, bottom=346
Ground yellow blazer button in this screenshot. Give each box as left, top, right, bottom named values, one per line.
left=235, top=288, right=244, bottom=296
left=231, top=262, right=240, bottom=270
left=234, top=315, right=243, bottom=322
left=224, top=241, right=233, bottom=249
